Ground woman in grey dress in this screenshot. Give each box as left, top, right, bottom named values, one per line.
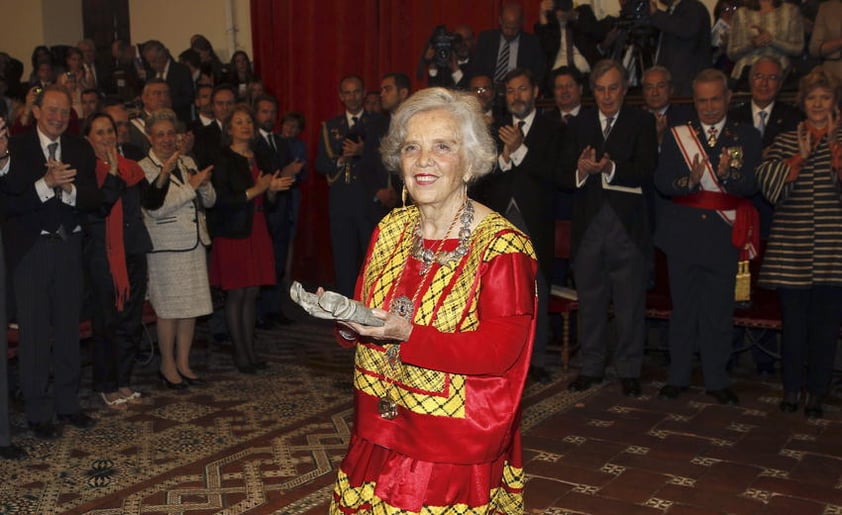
left=139, top=109, right=216, bottom=389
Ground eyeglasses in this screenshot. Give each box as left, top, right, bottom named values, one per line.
left=751, top=73, right=780, bottom=82
left=472, top=87, right=491, bottom=94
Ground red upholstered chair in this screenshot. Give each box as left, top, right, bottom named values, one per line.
left=548, top=220, right=579, bottom=371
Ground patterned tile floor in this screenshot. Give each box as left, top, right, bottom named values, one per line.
left=522, top=365, right=842, bottom=515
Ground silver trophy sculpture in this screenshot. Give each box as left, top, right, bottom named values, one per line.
left=289, top=281, right=385, bottom=327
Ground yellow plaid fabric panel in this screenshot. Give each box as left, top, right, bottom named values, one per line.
left=330, top=463, right=525, bottom=514
left=355, top=209, right=535, bottom=418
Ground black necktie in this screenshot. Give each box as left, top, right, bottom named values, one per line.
left=563, top=113, right=573, bottom=124
left=267, top=134, right=277, bottom=153
left=351, top=116, right=359, bottom=128
left=517, top=120, right=526, bottom=136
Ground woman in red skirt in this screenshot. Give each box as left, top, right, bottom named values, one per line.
left=209, top=104, right=293, bottom=373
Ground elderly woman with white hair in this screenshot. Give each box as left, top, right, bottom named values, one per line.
left=327, top=87, right=538, bottom=514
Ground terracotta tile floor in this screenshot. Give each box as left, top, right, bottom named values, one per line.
left=523, top=360, right=842, bottom=514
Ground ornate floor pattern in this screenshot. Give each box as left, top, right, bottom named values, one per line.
left=1, top=318, right=839, bottom=514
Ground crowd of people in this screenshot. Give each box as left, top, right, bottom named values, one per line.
left=0, top=1, right=841, bottom=513
left=0, top=33, right=307, bottom=461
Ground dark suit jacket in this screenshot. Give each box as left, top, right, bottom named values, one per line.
left=207, top=146, right=271, bottom=239
left=153, top=60, right=194, bottom=124
left=194, top=121, right=223, bottom=170
left=559, top=106, right=659, bottom=259
left=469, top=29, right=547, bottom=86
left=315, top=112, right=382, bottom=215
left=255, top=131, right=294, bottom=222
left=535, top=6, right=606, bottom=73
left=1, top=130, right=98, bottom=271
left=473, top=113, right=562, bottom=279
left=654, top=118, right=761, bottom=267
left=650, top=0, right=712, bottom=97
left=728, top=101, right=800, bottom=237
left=728, top=100, right=802, bottom=149
left=119, top=142, right=146, bottom=162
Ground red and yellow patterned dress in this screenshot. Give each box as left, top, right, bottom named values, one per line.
left=331, top=206, right=537, bottom=514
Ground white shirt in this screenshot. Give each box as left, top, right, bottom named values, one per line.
left=199, top=113, right=214, bottom=127
left=498, top=108, right=537, bottom=171
left=345, top=110, right=363, bottom=128
left=552, top=23, right=591, bottom=74
left=34, top=128, right=77, bottom=207
left=751, top=101, right=774, bottom=134
left=576, top=110, right=618, bottom=188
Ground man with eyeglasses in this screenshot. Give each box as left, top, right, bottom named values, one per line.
left=729, top=57, right=801, bottom=151
left=468, top=75, right=496, bottom=123
left=728, top=56, right=800, bottom=376
left=472, top=67, right=562, bottom=384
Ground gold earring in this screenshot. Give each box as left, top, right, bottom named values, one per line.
left=401, top=185, right=407, bottom=207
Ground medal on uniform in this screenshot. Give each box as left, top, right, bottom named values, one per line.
left=727, top=146, right=743, bottom=170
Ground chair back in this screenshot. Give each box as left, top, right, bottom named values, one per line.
left=554, top=220, right=572, bottom=259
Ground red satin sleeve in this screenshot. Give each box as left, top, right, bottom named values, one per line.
left=399, top=251, right=537, bottom=376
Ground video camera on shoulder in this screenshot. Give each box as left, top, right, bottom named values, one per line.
left=613, top=0, right=652, bottom=31
left=429, top=25, right=463, bottom=70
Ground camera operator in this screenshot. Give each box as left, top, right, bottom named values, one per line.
left=416, top=24, right=475, bottom=89
left=649, top=0, right=712, bottom=97
left=599, top=0, right=658, bottom=89
left=535, top=0, right=606, bottom=93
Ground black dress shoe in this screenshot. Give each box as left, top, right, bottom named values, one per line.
left=236, top=364, right=258, bottom=375
left=620, top=378, right=642, bottom=397
left=706, top=388, right=739, bottom=406
left=57, top=412, right=96, bottom=429
left=658, top=384, right=688, bottom=400
left=805, top=394, right=824, bottom=419
left=28, top=421, right=61, bottom=440
left=159, top=371, right=188, bottom=390
left=779, top=392, right=799, bottom=413
left=568, top=374, right=603, bottom=392
left=0, top=444, right=27, bottom=460
left=528, top=366, right=552, bottom=385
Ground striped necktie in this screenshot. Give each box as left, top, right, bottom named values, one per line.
left=603, top=117, right=614, bottom=138
left=495, top=41, right=511, bottom=83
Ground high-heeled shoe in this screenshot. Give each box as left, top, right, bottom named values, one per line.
left=179, top=373, right=206, bottom=386
left=159, top=371, right=188, bottom=390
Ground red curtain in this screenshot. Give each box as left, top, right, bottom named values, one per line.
left=250, top=0, right=540, bottom=285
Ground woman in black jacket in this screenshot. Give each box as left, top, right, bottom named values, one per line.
left=84, top=112, right=169, bottom=408
left=208, top=104, right=292, bottom=373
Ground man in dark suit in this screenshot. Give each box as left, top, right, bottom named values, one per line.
left=102, top=99, right=145, bottom=161
left=560, top=59, right=658, bottom=397
left=473, top=67, right=562, bottom=383
left=649, top=0, right=712, bottom=97
left=194, top=84, right=235, bottom=169
left=727, top=56, right=800, bottom=374
left=543, top=66, right=585, bottom=125
left=254, top=94, right=304, bottom=326
left=127, top=78, right=171, bottom=155
left=469, top=2, right=547, bottom=95
left=77, top=38, right=111, bottom=95
left=316, top=75, right=383, bottom=297
left=655, top=69, right=761, bottom=405
left=535, top=0, right=606, bottom=91
left=0, top=118, right=26, bottom=459
left=142, top=40, right=194, bottom=124
left=0, top=86, right=100, bottom=438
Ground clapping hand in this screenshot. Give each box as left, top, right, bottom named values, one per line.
left=188, top=165, right=213, bottom=189
left=44, top=159, right=77, bottom=192
left=281, top=159, right=304, bottom=178
left=751, top=25, right=773, bottom=47
left=688, top=153, right=706, bottom=188
left=0, top=117, right=8, bottom=157
left=797, top=122, right=812, bottom=159
left=498, top=124, right=524, bottom=157
left=269, top=171, right=294, bottom=192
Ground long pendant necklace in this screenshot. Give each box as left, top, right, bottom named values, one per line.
left=378, top=200, right=473, bottom=420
